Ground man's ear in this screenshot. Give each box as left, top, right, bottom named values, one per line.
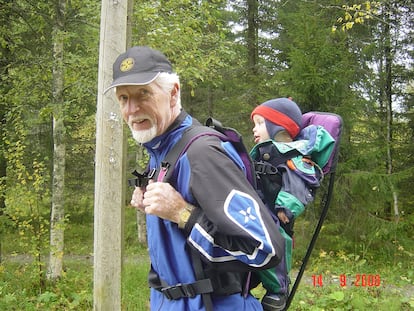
left=170, top=83, right=180, bottom=107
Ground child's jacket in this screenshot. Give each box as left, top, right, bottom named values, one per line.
left=250, top=125, right=336, bottom=220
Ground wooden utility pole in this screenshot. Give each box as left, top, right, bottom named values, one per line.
left=94, top=0, right=133, bottom=310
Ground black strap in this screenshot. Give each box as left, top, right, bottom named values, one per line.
left=127, top=111, right=191, bottom=188
left=191, top=250, right=214, bottom=311
left=152, top=122, right=220, bottom=310
left=160, top=279, right=213, bottom=300
left=149, top=267, right=214, bottom=301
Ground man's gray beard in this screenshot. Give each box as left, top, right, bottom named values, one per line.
left=131, top=126, right=157, bottom=144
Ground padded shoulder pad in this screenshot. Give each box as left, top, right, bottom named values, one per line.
left=301, top=112, right=343, bottom=174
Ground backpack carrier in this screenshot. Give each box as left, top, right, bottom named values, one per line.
left=283, top=112, right=342, bottom=310
left=129, top=112, right=342, bottom=310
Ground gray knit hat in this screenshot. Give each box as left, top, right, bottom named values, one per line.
left=251, top=98, right=302, bottom=139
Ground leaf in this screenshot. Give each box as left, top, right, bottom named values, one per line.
left=351, top=295, right=366, bottom=309
left=329, top=291, right=345, bottom=301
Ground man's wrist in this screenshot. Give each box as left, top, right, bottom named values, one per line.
left=178, top=203, right=194, bottom=229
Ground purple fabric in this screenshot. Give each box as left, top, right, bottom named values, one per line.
left=301, top=112, right=342, bottom=173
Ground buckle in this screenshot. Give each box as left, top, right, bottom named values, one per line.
left=161, top=283, right=196, bottom=300
left=161, top=284, right=180, bottom=300
left=255, top=162, right=267, bottom=174
left=147, top=168, right=156, bottom=179
left=267, top=165, right=278, bottom=174
left=181, top=283, right=196, bottom=298
left=255, top=161, right=278, bottom=175
left=128, top=168, right=157, bottom=188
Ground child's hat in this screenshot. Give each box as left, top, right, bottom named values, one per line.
left=251, top=98, right=302, bottom=139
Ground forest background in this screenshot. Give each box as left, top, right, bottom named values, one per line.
left=0, top=0, right=413, bottom=310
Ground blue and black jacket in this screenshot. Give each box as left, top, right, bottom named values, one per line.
left=142, top=111, right=284, bottom=311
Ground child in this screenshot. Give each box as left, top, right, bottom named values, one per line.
left=250, top=98, right=335, bottom=311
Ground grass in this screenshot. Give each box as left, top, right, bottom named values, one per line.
left=1, top=248, right=412, bottom=310
left=0, top=259, right=93, bottom=310
left=122, top=261, right=151, bottom=311
left=1, top=208, right=413, bottom=310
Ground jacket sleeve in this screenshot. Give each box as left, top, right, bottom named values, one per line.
left=175, top=135, right=285, bottom=272
left=275, top=163, right=315, bottom=219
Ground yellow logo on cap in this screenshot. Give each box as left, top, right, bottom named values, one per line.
left=120, top=57, right=134, bottom=72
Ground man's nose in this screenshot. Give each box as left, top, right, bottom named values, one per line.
left=125, top=98, right=139, bottom=115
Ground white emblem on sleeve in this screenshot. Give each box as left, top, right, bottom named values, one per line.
left=239, top=206, right=257, bottom=223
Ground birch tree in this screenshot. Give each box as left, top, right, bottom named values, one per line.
left=47, top=0, right=66, bottom=281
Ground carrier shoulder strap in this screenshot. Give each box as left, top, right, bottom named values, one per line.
left=191, top=249, right=214, bottom=311
left=155, top=124, right=224, bottom=184
left=156, top=123, right=226, bottom=311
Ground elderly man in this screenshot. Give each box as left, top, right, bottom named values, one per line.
left=105, top=46, right=284, bottom=311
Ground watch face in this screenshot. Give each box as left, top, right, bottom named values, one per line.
left=179, top=209, right=191, bottom=229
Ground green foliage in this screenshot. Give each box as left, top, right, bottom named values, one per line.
left=0, top=260, right=93, bottom=310
left=297, top=197, right=414, bottom=264
left=286, top=249, right=414, bottom=311
left=2, top=103, right=50, bottom=289
left=333, top=2, right=380, bottom=32
left=232, top=241, right=414, bottom=309
left=0, top=0, right=413, bottom=308
left=0, top=0, right=99, bottom=288
left=271, top=0, right=360, bottom=113
left=133, top=0, right=236, bottom=93
left=1, top=210, right=413, bottom=310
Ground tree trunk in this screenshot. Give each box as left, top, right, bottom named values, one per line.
left=246, top=0, right=260, bottom=105
left=383, top=2, right=399, bottom=221
left=0, top=8, right=12, bottom=264
left=246, top=0, right=259, bottom=74
left=47, top=0, right=66, bottom=281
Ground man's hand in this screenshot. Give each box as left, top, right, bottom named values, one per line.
left=130, top=186, right=146, bottom=212
left=131, top=180, right=187, bottom=224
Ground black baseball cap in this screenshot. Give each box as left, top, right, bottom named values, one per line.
left=104, top=46, right=172, bottom=93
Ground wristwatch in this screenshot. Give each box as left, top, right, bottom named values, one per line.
left=178, top=203, right=194, bottom=229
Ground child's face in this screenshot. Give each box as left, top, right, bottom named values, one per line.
left=252, top=114, right=271, bottom=143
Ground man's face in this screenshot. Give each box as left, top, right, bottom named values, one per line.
left=115, top=83, right=178, bottom=143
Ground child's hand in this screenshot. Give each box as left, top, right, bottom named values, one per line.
left=277, top=210, right=290, bottom=224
